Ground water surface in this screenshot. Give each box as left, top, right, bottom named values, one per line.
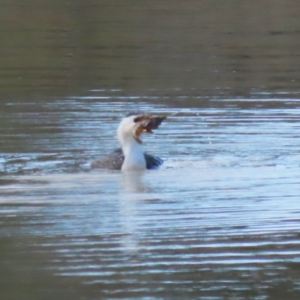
left=1, top=97, right=300, bottom=299
left=2, top=0, right=300, bottom=299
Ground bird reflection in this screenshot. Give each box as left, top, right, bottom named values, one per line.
left=120, top=171, right=147, bottom=193
left=118, top=171, right=148, bottom=254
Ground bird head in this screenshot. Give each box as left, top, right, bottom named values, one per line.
left=117, top=113, right=166, bottom=145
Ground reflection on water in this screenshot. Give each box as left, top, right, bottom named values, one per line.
left=1, top=98, right=300, bottom=299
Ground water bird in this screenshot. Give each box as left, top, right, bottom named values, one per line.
left=91, top=113, right=166, bottom=171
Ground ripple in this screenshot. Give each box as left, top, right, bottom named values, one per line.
left=1, top=97, right=300, bottom=298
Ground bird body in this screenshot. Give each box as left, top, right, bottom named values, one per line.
left=121, top=139, right=146, bottom=171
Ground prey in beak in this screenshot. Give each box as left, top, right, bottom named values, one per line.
left=133, top=114, right=166, bottom=144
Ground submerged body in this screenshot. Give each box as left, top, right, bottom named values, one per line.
left=91, top=148, right=163, bottom=170
left=91, top=113, right=165, bottom=171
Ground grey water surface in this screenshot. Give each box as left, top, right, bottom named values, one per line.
left=1, top=1, right=300, bottom=300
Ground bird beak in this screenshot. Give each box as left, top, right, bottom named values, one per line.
left=133, top=115, right=166, bottom=144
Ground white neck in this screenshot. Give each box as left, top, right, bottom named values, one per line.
left=121, top=137, right=146, bottom=171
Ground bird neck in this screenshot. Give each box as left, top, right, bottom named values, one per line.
left=121, top=137, right=146, bottom=171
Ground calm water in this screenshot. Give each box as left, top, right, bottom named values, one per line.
left=1, top=1, right=300, bottom=300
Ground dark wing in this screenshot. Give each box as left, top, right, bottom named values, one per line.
left=91, top=148, right=124, bottom=170
left=144, top=153, right=163, bottom=170
left=91, top=148, right=163, bottom=170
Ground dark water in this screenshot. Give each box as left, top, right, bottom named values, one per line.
left=1, top=1, right=300, bottom=300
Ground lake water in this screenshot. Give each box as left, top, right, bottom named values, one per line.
left=1, top=1, right=300, bottom=299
